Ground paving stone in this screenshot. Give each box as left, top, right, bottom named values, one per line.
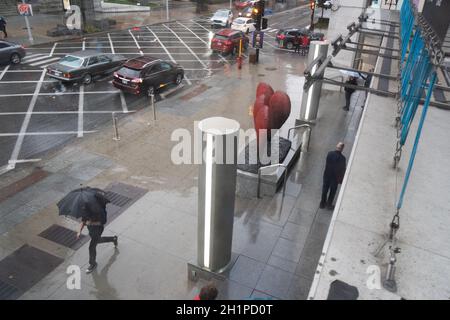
left=271, top=237, right=305, bottom=263
left=255, top=265, right=294, bottom=299
left=267, top=255, right=298, bottom=274
left=229, top=255, right=265, bottom=289
left=295, top=256, right=319, bottom=280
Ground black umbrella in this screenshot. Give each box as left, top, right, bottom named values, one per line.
left=57, top=187, right=110, bottom=221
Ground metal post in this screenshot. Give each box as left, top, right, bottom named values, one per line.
left=21, top=0, right=34, bottom=44
left=197, top=117, right=240, bottom=272
left=151, top=94, right=156, bottom=121
left=112, top=112, right=120, bottom=141
left=299, top=40, right=329, bottom=122
left=166, top=0, right=169, bottom=21
left=310, top=2, right=315, bottom=31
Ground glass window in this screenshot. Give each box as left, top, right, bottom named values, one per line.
left=160, top=62, right=172, bottom=71
left=88, top=56, right=99, bottom=65
left=150, top=63, right=163, bottom=74
left=0, top=43, right=9, bottom=49
left=97, top=55, right=111, bottom=63
left=117, top=67, right=141, bottom=78
left=58, top=55, right=84, bottom=68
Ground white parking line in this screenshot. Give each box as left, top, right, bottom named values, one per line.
left=129, top=29, right=144, bottom=55
left=7, top=70, right=46, bottom=170
left=2, top=131, right=97, bottom=137
left=0, top=65, right=10, bottom=80
left=29, top=57, right=60, bottom=66
left=176, top=21, right=228, bottom=64
left=189, top=20, right=212, bottom=33
left=0, top=90, right=121, bottom=98
left=22, top=54, right=49, bottom=63
left=145, top=26, right=192, bottom=85
left=82, top=39, right=85, bottom=50
left=163, top=24, right=208, bottom=69
left=77, top=85, right=84, bottom=138
left=119, top=91, right=128, bottom=113
left=108, top=33, right=115, bottom=54
left=0, top=111, right=136, bottom=116
left=50, top=43, right=58, bottom=56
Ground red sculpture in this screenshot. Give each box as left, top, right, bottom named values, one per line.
left=253, top=82, right=291, bottom=144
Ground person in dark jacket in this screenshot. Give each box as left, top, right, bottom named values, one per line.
left=0, top=16, right=7, bottom=38
left=358, top=68, right=374, bottom=108
left=293, top=34, right=301, bottom=53
left=343, top=76, right=357, bottom=111
left=320, top=142, right=347, bottom=210
left=76, top=191, right=118, bottom=274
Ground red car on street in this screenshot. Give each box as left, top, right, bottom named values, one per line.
left=211, top=29, right=249, bottom=55
left=234, top=0, right=253, bottom=10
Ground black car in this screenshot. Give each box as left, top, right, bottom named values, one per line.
left=112, top=56, right=184, bottom=96
left=46, top=50, right=126, bottom=85
left=0, top=40, right=26, bottom=65
left=275, top=28, right=325, bottom=50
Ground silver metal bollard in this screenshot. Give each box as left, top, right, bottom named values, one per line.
left=112, top=112, right=120, bottom=141
left=151, top=94, right=156, bottom=122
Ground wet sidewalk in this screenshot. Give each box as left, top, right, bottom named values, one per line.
left=0, top=44, right=365, bottom=299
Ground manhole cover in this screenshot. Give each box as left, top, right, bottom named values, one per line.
left=39, top=224, right=87, bottom=250
left=265, top=67, right=277, bottom=71
left=0, top=280, right=20, bottom=300
left=106, top=191, right=132, bottom=207
left=0, top=245, right=63, bottom=295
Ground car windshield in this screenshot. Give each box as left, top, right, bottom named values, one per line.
left=59, top=55, right=84, bottom=68
left=117, top=67, right=141, bottom=78
left=214, top=35, right=229, bottom=41
left=234, top=19, right=245, bottom=24
left=215, top=11, right=228, bottom=17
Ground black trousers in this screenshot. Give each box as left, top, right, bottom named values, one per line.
left=321, top=176, right=338, bottom=206
left=88, top=225, right=115, bottom=266
left=0, top=26, right=6, bottom=38
left=294, top=44, right=300, bottom=53
left=344, top=91, right=352, bottom=108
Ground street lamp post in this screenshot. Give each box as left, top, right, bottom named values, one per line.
left=310, top=0, right=315, bottom=31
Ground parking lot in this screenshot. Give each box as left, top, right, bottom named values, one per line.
left=0, top=8, right=313, bottom=174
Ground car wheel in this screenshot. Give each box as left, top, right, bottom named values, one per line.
left=174, top=73, right=183, bottom=85
left=10, top=53, right=21, bottom=65
left=146, top=86, right=155, bottom=96
left=286, top=42, right=294, bottom=50
left=82, top=73, right=92, bottom=85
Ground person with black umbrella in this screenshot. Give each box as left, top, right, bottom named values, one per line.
left=58, top=186, right=118, bottom=274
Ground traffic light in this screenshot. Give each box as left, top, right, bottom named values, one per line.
left=310, top=0, right=315, bottom=10
left=262, top=17, right=268, bottom=30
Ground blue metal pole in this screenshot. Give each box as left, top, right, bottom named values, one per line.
left=396, top=71, right=437, bottom=210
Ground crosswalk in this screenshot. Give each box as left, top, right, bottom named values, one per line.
left=262, top=28, right=279, bottom=33
left=21, top=54, right=61, bottom=68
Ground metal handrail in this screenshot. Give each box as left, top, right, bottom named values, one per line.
left=327, top=75, right=344, bottom=92
left=287, top=124, right=312, bottom=152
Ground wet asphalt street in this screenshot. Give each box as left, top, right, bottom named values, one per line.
left=0, top=7, right=313, bottom=173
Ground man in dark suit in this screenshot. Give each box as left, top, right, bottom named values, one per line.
left=320, top=142, right=347, bottom=210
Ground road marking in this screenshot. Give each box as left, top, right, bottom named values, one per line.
left=145, top=26, right=192, bottom=85
left=0, top=111, right=136, bottom=115
left=7, top=70, right=46, bottom=170
left=119, top=91, right=128, bottom=113
left=163, top=24, right=208, bottom=69
left=8, top=159, right=41, bottom=164
left=29, top=57, right=60, bottom=66
left=0, top=90, right=121, bottom=97
left=22, top=54, right=49, bottom=63
left=128, top=29, right=143, bottom=55
left=82, top=39, right=85, bottom=50
left=2, top=131, right=97, bottom=137
left=108, top=33, right=115, bottom=54
left=0, top=80, right=56, bottom=83
left=77, top=85, right=84, bottom=138
left=189, top=20, right=212, bottom=33
left=50, top=43, right=58, bottom=56
left=176, top=21, right=228, bottom=64
left=0, top=65, right=10, bottom=80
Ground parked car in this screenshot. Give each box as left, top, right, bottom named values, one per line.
left=210, top=9, right=233, bottom=28
left=0, top=40, right=26, bottom=65
left=238, top=6, right=253, bottom=18
left=234, top=0, right=253, bottom=10
left=46, top=50, right=126, bottom=84
left=231, top=17, right=256, bottom=34
left=112, top=56, right=184, bottom=96
left=211, top=29, right=249, bottom=55
left=275, top=28, right=325, bottom=49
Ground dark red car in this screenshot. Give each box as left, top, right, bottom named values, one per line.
left=112, top=56, right=184, bottom=96
left=211, top=29, right=249, bottom=55
left=234, top=0, right=252, bottom=10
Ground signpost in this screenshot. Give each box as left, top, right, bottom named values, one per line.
left=17, top=1, right=34, bottom=44
left=252, top=30, right=264, bottom=49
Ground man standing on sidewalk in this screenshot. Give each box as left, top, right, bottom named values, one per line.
left=77, top=205, right=118, bottom=274
left=343, top=76, right=357, bottom=111
left=0, top=16, right=7, bottom=38
left=320, top=142, right=346, bottom=210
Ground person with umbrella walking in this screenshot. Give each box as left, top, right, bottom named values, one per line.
left=58, top=186, right=118, bottom=274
